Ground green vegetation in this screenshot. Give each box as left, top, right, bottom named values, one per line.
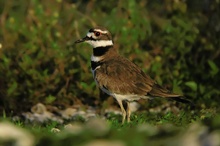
left=1, top=0, right=219, bottom=113
left=0, top=0, right=219, bottom=145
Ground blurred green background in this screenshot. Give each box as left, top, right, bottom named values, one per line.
left=0, top=0, right=219, bottom=115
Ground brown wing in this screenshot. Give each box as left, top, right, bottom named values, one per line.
left=149, top=83, right=180, bottom=97
left=95, top=55, right=191, bottom=104
left=95, top=56, right=155, bottom=95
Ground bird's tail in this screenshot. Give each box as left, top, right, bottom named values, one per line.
left=149, top=84, right=192, bottom=104
left=167, top=96, right=192, bottom=104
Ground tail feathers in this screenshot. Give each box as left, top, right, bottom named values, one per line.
left=149, top=84, right=181, bottom=98
left=168, top=96, right=191, bottom=104
left=149, top=84, right=193, bottom=105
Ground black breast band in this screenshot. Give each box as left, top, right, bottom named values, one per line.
left=91, top=61, right=103, bottom=70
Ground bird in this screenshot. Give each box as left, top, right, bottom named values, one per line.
left=75, top=26, right=191, bottom=123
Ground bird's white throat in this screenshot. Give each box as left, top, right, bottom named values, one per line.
left=91, top=55, right=103, bottom=62
left=86, top=40, right=113, bottom=48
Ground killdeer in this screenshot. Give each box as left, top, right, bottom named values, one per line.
left=75, top=26, right=190, bottom=123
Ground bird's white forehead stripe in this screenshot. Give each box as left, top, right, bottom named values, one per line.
left=94, top=29, right=108, bottom=34
left=86, top=32, right=93, bottom=37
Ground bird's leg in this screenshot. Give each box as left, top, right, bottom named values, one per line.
left=126, top=101, right=131, bottom=122
left=116, top=99, right=126, bottom=124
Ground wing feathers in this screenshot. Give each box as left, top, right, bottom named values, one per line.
left=96, top=56, right=154, bottom=95
left=95, top=55, right=191, bottom=104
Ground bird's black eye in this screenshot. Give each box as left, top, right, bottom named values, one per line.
left=94, top=32, right=100, bottom=36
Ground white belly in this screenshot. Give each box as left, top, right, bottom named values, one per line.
left=113, top=93, right=150, bottom=102
left=99, top=86, right=150, bottom=102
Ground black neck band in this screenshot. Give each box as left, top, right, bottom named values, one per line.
left=93, top=46, right=112, bottom=56
left=91, top=61, right=103, bottom=70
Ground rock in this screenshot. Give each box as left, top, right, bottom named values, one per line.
left=149, top=102, right=180, bottom=114
left=105, top=109, right=122, bottom=116
left=136, top=123, right=159, bottom=136
left=103, top=102, right=140, bottom=116
left=22, top=103, right=63, bottom=123
left=206, top=131, right=220, bottom=146
left=31, top=103, right=47, bottom=114
left=60, top=108, right=77, bottom=119
left=129, top=101, right=140, bottom=112
left=85, top=118, right=110, bottom=136
left=0, top=122, right=35, bottom=146
left=21, top=104, right=103, bottom=123
left=84, top=107, right=97, bottom=120
left=51, top=128, right=61, bottom=133
left=180, top=123, right=220, bottom=146
left=64, top=123, right=84, bottom=134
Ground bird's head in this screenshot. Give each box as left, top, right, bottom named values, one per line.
left=75, top=27, right=113, bottom=48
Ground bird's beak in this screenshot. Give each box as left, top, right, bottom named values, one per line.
left=75, top=36, right=90, bottom=44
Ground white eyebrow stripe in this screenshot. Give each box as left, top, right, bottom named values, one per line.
left=94, top=29, right=108, bottom=34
